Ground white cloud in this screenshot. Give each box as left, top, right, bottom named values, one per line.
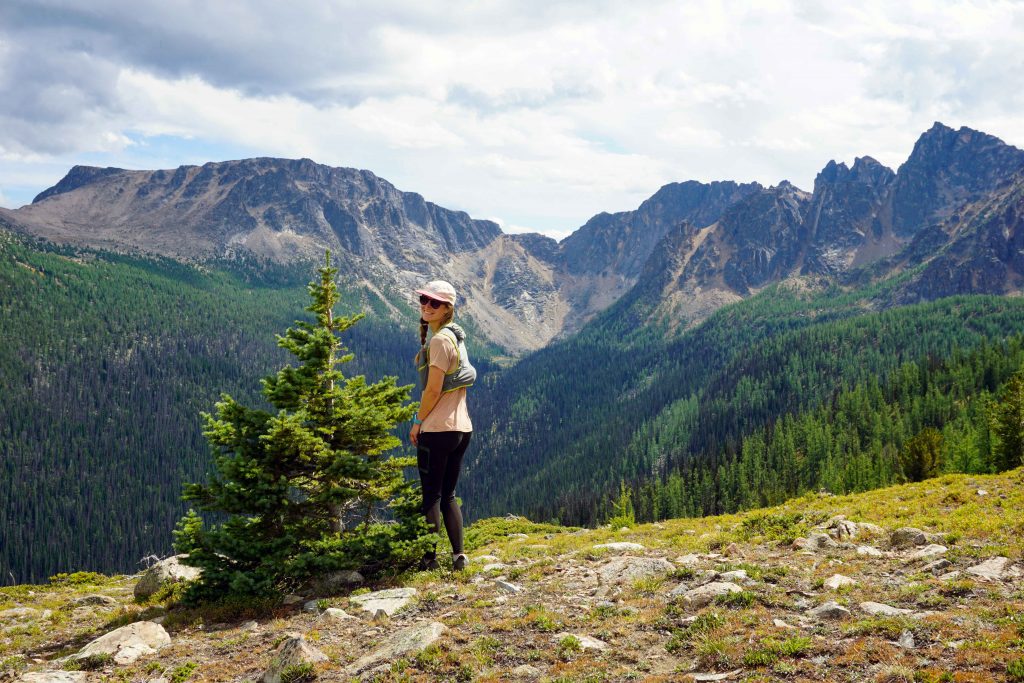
left=1, top=0, right=1023, bottom=237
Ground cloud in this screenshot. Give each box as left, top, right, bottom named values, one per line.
left=1, top=0, right=1023, bottom=237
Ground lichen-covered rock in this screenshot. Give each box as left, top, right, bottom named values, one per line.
left=133, top=555, right=201, bottom=600
left=966, top=556, right=1012, bottom=581
left=824, top=574, right=857, bottom=590
left=859, top=601, right=912, bottom=617
left=592, top=542, right=645, bottom=552
left=806, top=601, right=851, bottom=620
left=73, top=621, right=171, bottom=665
left=261, top=633, right=328, bottom=683
left=598, top=556, right=674, bottom=584
left=890, top=528, right=927, bottom=548
left=680, top=582, right=743, bottom=608
left=349, top=622, right=447, bottom=674
left=349, top=588, right=417, bottom=616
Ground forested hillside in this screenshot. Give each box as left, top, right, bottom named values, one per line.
left=0, top=231, right=507, bottom=584
left=463, top=279, right=1024, bottom=526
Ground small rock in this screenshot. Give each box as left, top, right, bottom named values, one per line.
left=494, top=580, right=523, bottom=594
left=897, top=630, right=916, bottom=649
left=321, top=607, right=355, bottom=621
left=18, top=674, right=92, bottom=682
left=773, top=618, right=797, bottom=629
left=681, top=582, right=743, bottom=608
left=482, top=563, right=508, bottom=572
left=261, top=633, right=328, bottom=683
left=348, top=622, right=447, bottom=674
left=938, top=570, right=962, bottom=581
left=508, top=533, right=529, bottom=539
left=806, top=533, right=838, bottom=550
left=592, top=542, right=645, bottom=552
left=475, top=555, right=500, bottom=564
left=133, top=555, right=201, bottom=600
left=859, top=601, right=912, bottom=617
left=966, top=557, right=1011, bottom=581
left=718, top=570, right=749, bottom=583
left=689, top=670, right=742, bottom=681
left=553, top=632, right=608, bottom=650
left=890, top=528, right=928, bottom=548
left=349, top=587, right=417, bottom=616
left=909, top=544, right=947, bottom=561
left=72, top=621, right=171, bottom=665
left=676, top=554, right=701, bottom=565
left=69, top=595, right=118, bottom=608
left=303, top=600, right=322, bottom=613
left=976, top=489, right=988, bottom=496
left=281, top=594, right=304, bottom=606
left=922, top=558, right=952, bottom=574
left=598, top=556, right=674, bottom=584
left=723, top=543, right=742, bottom=556
left=510, top=664, right=542, bottom=678
left=823, top=574, right=857, bottom=590
left=240, top=620, right=259, bottom=631
left=856, top=546, right=883, bottom=557
left=806, top=601, right=851, bottom=620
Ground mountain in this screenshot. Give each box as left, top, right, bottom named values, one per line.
left=5, top=123, right=1022, bottom=354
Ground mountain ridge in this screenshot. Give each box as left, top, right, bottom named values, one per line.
left=4, top=122, right=1024, bottom=354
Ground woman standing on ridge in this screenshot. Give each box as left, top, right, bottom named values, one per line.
left=410, top=280, right=476, bottom=571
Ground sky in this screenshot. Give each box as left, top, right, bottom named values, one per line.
left=1, top=1, right=1023, bottom=240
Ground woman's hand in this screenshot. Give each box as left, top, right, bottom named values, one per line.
left=410, top=423, right=421, bottom=446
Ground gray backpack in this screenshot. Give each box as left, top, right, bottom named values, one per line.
left=416, top=323, right=477, bottom=392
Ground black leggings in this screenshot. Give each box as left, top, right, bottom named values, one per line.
left=417, top=431, right=471, bottom=556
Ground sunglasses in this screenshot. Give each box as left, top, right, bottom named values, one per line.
left=419, top=295, right=446, bottom=309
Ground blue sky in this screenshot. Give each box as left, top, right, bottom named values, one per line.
left=1, top=0, right=1023, bottom=240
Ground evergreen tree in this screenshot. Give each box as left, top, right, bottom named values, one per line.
left=174, top=254, right=429, bottom=598
left=899, top=427, right=943, bottom=482
left=990, top=369, right=1024, bottom=471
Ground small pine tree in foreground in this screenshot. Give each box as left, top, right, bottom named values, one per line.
left=174, top=254, right=430, bottom=599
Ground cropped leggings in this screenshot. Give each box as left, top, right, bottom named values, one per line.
left=417, top=430, right=472, bottom=556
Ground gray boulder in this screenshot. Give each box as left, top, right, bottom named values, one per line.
left=859, top=601, right=912, bottom=617
left=598, top=557, right=674, bottom=584
left=349, top=621, right=447, bottom=674
left=806, top=601, right=851, bottom=620
left=133, top=555, right=201, bottom=600
left=72, top=621, right=171, bottom=665
left=966, top=556, right=1012, bottom=581
left=680, top=582, right=743, bottom=608
left=18, top=674, right=92, bottom=682
left=349, top=587, right=417, bottom=616
left=890, top=528, right=927, bottom=548
left=261, top=633, right=328, bottom=683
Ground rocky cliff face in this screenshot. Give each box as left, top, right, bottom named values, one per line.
left=4, top=123, right=1023, bottom=353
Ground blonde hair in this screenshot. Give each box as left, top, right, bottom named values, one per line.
left=419, top=304, right=454, bottom=346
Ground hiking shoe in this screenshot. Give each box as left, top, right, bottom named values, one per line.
left=453, top=554, right=468, bottom=571
left=418, top=555, right=440, bottom=571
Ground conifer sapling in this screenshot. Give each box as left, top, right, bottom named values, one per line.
left=174, top=253, right=431, bottom=598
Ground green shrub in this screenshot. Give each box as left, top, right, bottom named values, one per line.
left=464, top=517, right=568, bottom=551
left=280, top=662, right=316, bottom=683
left=49, top=572, right=110, bottom=586
left=169, top=662, right=198, bottom=683
left=1008, top=657, right=1024, bottom=682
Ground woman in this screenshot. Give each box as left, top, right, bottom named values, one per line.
left=410, top=280, right=476, bottom=571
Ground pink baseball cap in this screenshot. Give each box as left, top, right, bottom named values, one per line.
left=415, top=280, right=457, bottom=305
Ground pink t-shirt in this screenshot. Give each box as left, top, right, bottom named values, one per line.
left=421, top=331, right=473, bottom=433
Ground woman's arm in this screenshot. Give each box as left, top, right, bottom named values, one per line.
left=410, top=365, right=445, bottom=446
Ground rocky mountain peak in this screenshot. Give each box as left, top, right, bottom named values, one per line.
left=890, top=122, right=1024, bottom=237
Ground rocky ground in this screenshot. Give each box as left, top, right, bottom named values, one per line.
left=3, top=470, right=1024, bottom=683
